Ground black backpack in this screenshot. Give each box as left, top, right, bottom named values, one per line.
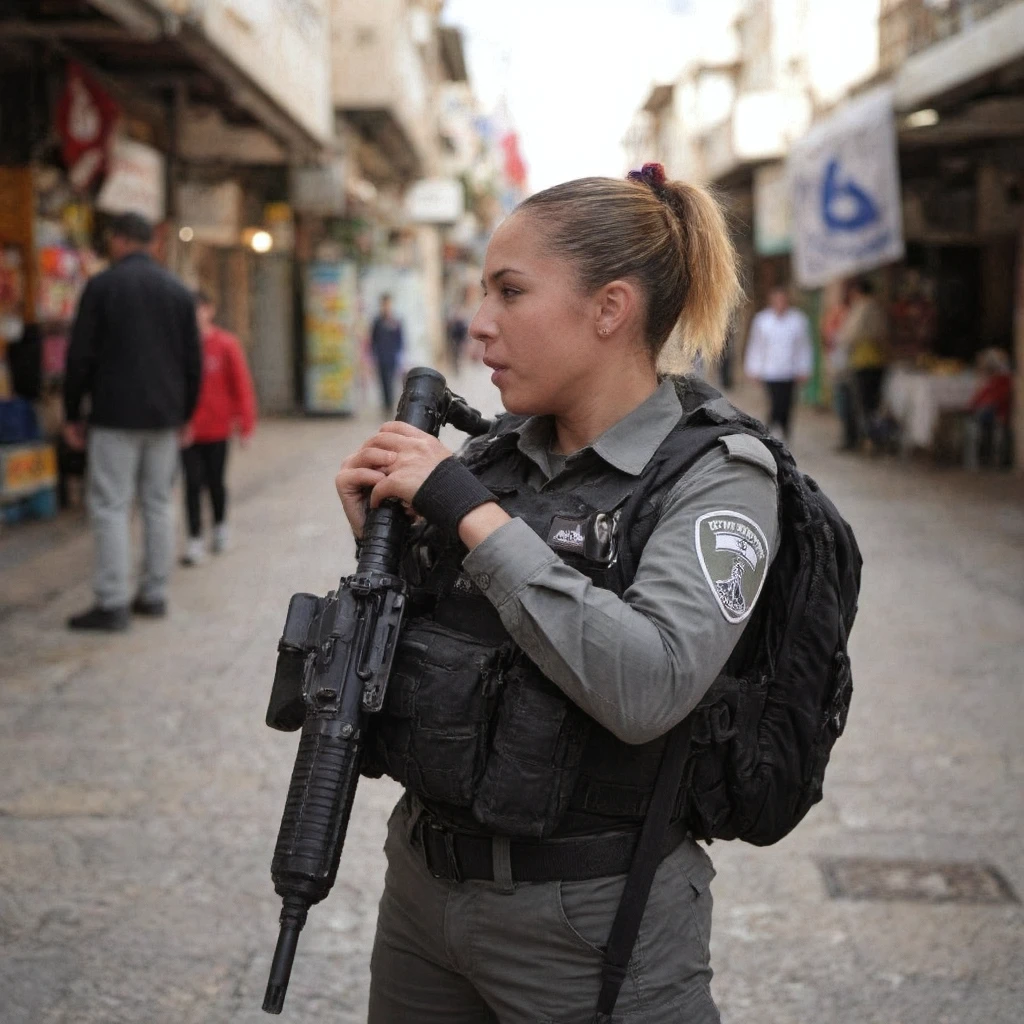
left=596, top=385, right=862, bottom=1020
left=675, top=414, right=862, bottom=847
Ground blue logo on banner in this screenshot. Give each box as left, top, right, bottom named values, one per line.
left=821, top=159, right=880, bottom=232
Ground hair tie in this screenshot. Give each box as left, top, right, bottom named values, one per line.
left=627, top=162, right=667, bottom=195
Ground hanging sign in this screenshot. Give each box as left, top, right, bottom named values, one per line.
left=56, top=63, right=120, bottom=191
left=789, top=86, right=904, bottom=288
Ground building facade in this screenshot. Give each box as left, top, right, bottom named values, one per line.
left=625, top=0, right=1024, bottom=465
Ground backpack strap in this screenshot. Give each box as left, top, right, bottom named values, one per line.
left=614, top=417, right=761, bottom=588
left=594, top=717, right=694, bottom=1021
left=594, top=409, right=778, bottom=1019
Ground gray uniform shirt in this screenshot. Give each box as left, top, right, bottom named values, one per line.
left=462, top=379, right=780, bottom=745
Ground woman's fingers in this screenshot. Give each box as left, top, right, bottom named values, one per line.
left=365, top=431, right=423, bottom=454
left=335, top=466, right=385, bottom=495
left=344, top=445, right=398, bottom=470
left=368, top=474, right=403, bottom=508
left=378, top=420, right=429, bottom=437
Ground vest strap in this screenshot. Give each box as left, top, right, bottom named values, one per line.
left=417, top=816, right=688, bottom=883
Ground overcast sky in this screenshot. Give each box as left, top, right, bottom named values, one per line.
left=441, top=0, right=705, bottom=191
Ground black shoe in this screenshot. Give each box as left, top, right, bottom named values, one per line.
left=131, top=596, right=167, bottom=618
left=68, top=606, right=130, bottom=632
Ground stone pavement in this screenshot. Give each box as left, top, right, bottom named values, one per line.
left=1, top=366, right=1022, bottom=1024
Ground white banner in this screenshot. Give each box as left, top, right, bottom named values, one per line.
left=97, top=137, right=165, bottom=224
left=789, top=86, right=904, bottom=288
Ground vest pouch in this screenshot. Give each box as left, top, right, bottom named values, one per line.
left=472, top=662, right=591, bottom=838
left=366, top=619, right=504, bottom=808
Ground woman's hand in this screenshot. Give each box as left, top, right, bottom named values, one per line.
left=335, top=422, right=452, bottom=536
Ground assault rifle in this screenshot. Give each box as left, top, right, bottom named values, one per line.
left=261, top=367, right=492, bottom=1014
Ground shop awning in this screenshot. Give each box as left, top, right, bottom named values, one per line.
left=0, top=1, right=329, bottom=162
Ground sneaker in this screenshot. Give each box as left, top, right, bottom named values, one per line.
left=131, top=596, right=167, bottom=618
left=68, top=605, right=130, bottom=632
left=211, top=523, right=230, bottom=554
left=180, top=537, right=206, bottom=566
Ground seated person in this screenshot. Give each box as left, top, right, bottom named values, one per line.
left=965, top=348, right=1013, bottom=468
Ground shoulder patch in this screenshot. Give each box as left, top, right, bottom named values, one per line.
left=718, top=434, right=777, bottom=479
left=695, top=510, right=771, bottom=623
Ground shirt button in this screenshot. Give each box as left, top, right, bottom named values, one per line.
left=474, top=572, right=491, bottom=591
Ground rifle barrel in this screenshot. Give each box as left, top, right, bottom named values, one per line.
left=262, top=896, right=308, bottom=1014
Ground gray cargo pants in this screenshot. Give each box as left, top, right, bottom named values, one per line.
left=368, top=796, right=720, bottom=1023
left=87, top=427, right=178, bottom=609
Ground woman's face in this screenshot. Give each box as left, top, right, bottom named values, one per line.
left=469, top=212, right=601, bottom=416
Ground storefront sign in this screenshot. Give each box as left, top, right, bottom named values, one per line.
left=36, top=247, right=85, bottom=323
left=1, top=444, right=57, bottom=499
left=177, top=181, right=241, bottom=246
left=789, top=86, right=904, bottom=288
left=406, top=178, right=464, bottom=225
left=97, top=137, right=166, bottom=224
left=754, top=163, right=792, bottom=256
left=304, top=262, right=358, bottom=414
left=290, top=161, right=347, bottom=215
left=56, top=63, right=120, bottom=191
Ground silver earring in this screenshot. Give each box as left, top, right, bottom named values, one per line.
left=599, top=327, right=608, bottom=336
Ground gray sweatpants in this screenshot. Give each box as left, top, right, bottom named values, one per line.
left=87, top=427, right=178, bottom=610
left=368, top=796, right=720, bottom=1023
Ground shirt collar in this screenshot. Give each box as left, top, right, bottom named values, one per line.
left=514, top=378, right=682, bottom=478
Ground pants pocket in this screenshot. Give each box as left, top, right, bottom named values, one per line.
left=545, top=847, right=719, bottom=1022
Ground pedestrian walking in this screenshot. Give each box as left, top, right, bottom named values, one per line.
left=821, top=282, right=855, bottom=450
left=743, top=284, right=813, bottom=440
left=180, top=292, right=257, bottom=566
left=63, top=212, right=201, bottom=631
left=833, top=278, right=889, bottom=449
left=446, top=289, right=472, bottom=374
left=335, top=164, right=779, bottom=1022
left=369, top=293, right=404, bottom=414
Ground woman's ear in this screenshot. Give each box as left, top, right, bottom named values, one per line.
left=594, top=280, right=639, bottom=339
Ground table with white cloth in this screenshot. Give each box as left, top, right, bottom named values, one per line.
left=882, top=367, right=979, bottom=452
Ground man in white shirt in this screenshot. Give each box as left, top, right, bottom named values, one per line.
left=743, top=286, right=814, bottom=440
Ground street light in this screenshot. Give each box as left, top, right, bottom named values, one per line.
left=904, top=108, right=940, bottom=129
left=250, top=230, right=273, bottom=254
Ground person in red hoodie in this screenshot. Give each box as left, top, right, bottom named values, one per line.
left=180, top=292, right=257, bottom=565
left=965, top=347, right=1013, bottom=469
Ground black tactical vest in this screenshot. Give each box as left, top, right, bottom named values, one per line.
left=361, top=379, right=767, bottom=839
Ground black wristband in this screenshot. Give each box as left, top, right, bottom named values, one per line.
left=413, top=457, right=496, bottom=536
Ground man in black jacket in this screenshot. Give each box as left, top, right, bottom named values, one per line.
left=63, top=212, right=202, bottom=631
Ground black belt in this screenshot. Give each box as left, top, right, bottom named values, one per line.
left=419, top=817, right=689, bottom=883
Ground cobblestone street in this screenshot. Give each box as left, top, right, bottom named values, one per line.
left=1, top=366, right=1022, bottom=1024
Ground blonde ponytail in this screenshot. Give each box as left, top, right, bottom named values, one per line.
left=660, top=181, right=742, bottom=369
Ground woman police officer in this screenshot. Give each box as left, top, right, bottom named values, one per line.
left=335, top=165, right=780, bottom=1022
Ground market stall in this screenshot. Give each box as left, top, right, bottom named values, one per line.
left=882, top=362, right=979, bottom=455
